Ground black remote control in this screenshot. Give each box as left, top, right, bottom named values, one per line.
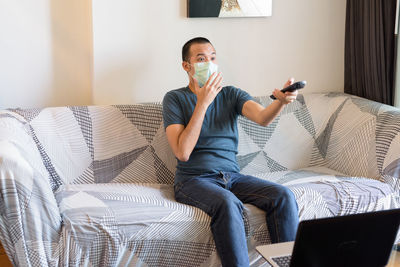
left=270, top=80, right=307, bottom=100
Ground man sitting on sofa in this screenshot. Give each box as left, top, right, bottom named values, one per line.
left=162, top=37, right=299, bottom=267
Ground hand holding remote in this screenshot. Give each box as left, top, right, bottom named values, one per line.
left=270, top=80, right=307, bottom=100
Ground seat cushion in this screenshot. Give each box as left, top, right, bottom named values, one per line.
left=55, top=168, right=399, bottom=266
left=246, top=166, right=399, bottom=220
left=55, top=183, right=270, bottom=267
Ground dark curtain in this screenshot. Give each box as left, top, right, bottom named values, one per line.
left=345, top=0, right=397, bottom=105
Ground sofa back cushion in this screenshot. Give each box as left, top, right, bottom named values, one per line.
left=11, top=104, right=177, bottom=189
left=237, top=93, right=400, bottom=189
left=237, top=94, right=322, bottom=174
left=8, top=93, right=400, bottom=190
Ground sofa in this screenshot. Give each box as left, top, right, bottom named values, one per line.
left=0, top=92, right=399, bottom=267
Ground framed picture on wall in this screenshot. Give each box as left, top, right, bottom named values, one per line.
left=187, top=0, right=272, bottom=18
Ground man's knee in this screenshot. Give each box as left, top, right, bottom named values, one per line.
left=213, top=194, right=244, bottom=217
left=276, top=186, right=297, bottom=208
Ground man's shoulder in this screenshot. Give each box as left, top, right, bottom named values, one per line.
left=220, top=85, right=248, bottom=97
left=163, top=87, right=189, bottom=103
left=166, top=87, right=189, bottom=96
left=220, top=86, right=254, bottom=107
left=222, top=85, right=245, bottom=93
left=222, top=85, right=238, bottom=91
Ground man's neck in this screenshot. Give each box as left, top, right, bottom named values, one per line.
left=188, top=80, right=196, bottom=93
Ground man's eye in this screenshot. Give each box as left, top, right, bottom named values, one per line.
left=199, top=58, right=205, bottom=61
left=211, top=57, right=216, bottom=61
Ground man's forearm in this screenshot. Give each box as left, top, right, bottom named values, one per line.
left=176, top=103, right=208, bottom=161
left=258, top=100, right=285, bottom=127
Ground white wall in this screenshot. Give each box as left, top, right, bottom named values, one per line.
left=0, top=0, right=92, bottom=109
left=0, top=0, right=346, bottom=108
left=92, top=0, right=347, bottom=105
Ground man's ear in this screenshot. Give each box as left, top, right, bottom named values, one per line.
left=182, top=61, right=191, bottom=72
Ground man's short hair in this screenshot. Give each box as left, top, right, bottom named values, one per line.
left=182, top=37, right=213, bottom=62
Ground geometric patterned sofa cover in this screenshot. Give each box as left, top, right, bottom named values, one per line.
left=0, top=93, right=399, bottom=266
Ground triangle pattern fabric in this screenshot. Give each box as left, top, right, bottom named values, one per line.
left=30, top=107, right=92, bottom=185
left=296, top=94, right=306, bottom=105
left=382, top=158, right=400, bottom=178
left=315, top=100, right=347, bottom=158
left=8, top=108, right=43, bottom=122
left=350, top=96, right=381, bottom=116
left=90, top=106, right=149, bottom=161
left=152, top=146, right=175, bottom=184
left=151, top=121, right=177, bottom=174
left=93, top=146, right=148, bottom=183
left=72, top=162, right=95, bottom=184
left=112, top=146, right=158, bottom=184
left=115, top=103, right=163, bottom=144
left=294, top=104, right=316, bottom=137
left=254, top=95, right=272, bottom=107
left=382, top=131, right=400, bottom=175
left=238, top=115, right=279, bottom=150
left=0, top=112, right=28, bottom=124
left=133, top=240, right=215, bottom=266
left=251, top=224, right=270, bottom=244
left=240, top=151, right=271, bottom=174
left=237, top=124, right=264, bottom=156
left=263, top=152, right=288, bottom=172
left=28, top=124, right=63, bottom=191
left=279, top=98, right=304, bottom=115
left=309, top=142, right=325, bottom=167
left=70, top=106, right=94, bottom=160
left=302, top=94, right=348, bottom=138
left=237, top=151, right=260, bottom=170
left=376, top=110, right=400, bottom=174
left=325, top=114, right=379, bottom=179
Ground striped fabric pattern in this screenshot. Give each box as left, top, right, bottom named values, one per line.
left=0, top=93, right=399, bottom=266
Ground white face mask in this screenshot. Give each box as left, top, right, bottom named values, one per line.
left=192, top=61, right=219, bottom=87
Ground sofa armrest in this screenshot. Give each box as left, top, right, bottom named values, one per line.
left=0, top=114, right=62, bottom=266
left=322, top=95, right=400, bottom=190
left=378, top=110, right=400, bottom=193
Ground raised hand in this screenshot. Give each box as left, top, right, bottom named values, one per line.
left=193, top=72, right=223, bottom=108
left=272, top=77, right=298, bottom=105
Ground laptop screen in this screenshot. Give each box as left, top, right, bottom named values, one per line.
left=290, top=209, right=400, bottom=267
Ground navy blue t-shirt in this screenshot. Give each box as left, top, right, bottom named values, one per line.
left=162, top=86, right=253, bottom=183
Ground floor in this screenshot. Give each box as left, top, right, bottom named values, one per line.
left=0, top=242, right=12, bottom=267
left=0, top=241, right=398, bottom=266
left=387, top=245, right=400, bottom=267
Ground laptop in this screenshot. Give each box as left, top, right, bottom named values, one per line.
left=256, top=209, right=400, bottom=267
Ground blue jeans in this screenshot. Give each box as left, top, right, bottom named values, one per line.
left=174, top=172, right=299, bottom=267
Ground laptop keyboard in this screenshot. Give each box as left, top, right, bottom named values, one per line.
left=271, top=255, right=291, bottom=267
